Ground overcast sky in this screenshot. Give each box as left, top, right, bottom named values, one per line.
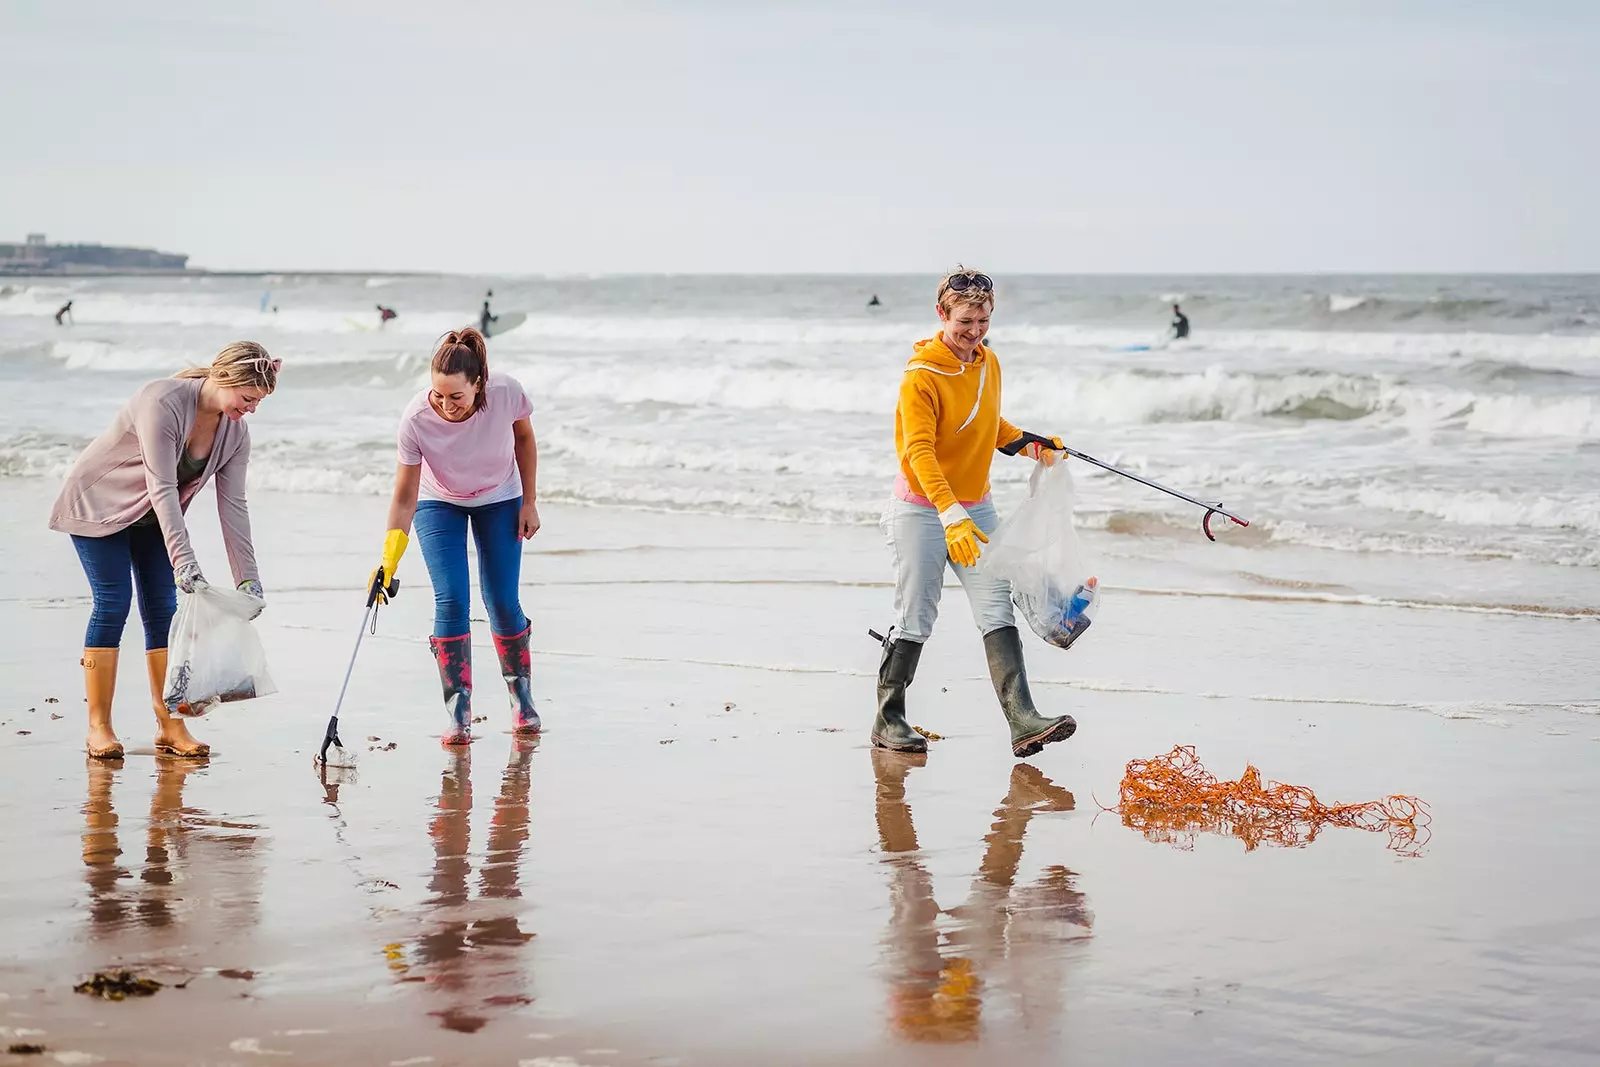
left=4, top=0, right=1597, bottom=273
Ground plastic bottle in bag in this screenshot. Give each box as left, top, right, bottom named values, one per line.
left=982, top=461, right=1102, bottom=651
left=1051, top=577, right=1097, bottom=648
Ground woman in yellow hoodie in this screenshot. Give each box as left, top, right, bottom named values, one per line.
left=875, top=269, right=1074, bottom=758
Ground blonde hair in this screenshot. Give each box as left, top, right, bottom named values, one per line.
left=175, top=341, right=280, bottom=392
left=936, top=265, right=996, bottom=317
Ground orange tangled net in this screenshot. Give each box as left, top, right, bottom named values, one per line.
left=1107, top=745, right=1431, bottom=855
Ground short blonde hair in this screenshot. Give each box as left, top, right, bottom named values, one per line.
left=175, top=341, right=279, bottom=392
left=936, top=265, right=995, bottom=316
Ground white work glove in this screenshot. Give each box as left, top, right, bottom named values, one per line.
left=238, top=579, right=265, bottom=619
left=175, top=561, right=207, bottom=594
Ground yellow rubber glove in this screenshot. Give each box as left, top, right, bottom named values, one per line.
left=368, top=529, right=408, bottom=604
left=1019, top=434, right=1066, bottom=465
left=944, top=518, right=989, bottom=568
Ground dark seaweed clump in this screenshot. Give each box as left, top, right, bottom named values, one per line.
left=73, top=970, right=164, bottom=1000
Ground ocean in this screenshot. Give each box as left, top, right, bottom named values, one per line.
left=3, top=272, right=1598, bottom=614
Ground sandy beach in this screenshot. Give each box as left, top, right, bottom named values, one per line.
left=2, top=476, right=1597, bottom=1067
left=7, top=0, right=1600, bottom=1057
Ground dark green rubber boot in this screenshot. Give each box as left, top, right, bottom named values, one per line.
left=983, top=626, right=1076, bottom=758
left=872, top=638, right=928, bottom=753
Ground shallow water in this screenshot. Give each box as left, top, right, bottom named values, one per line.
left=4, top=272, right=1599, bottom=593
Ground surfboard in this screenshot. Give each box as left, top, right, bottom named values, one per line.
left=344, top=317, right=372, bottom=332
left=476, top=310, right=527, bottom=339
left=1117, top=335, right=1174, bottom=352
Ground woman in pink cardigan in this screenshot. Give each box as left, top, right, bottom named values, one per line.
left=49, top=342, right=279, bottom=760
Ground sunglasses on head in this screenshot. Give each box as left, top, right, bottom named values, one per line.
left=944, top=271, right=993, bottom=294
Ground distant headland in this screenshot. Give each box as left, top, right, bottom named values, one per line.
left=0, top=233, right=188, bottom=274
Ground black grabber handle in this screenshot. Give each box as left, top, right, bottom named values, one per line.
left=366, top=572, right=400, bottom=608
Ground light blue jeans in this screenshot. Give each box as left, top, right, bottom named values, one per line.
left=885, top=498, right=1014, bottom=644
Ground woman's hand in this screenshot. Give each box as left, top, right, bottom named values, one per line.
left=175, top=561, right=206, bottom=593
left=518, top=500, right=542, bottom=540
left=238, top=579, right=265, bottom=619
left=369, top=529, right=409, bottom=604
left=1019, top=433, right=1066, bottom=465
left=944, top=518, right=989, bottom=568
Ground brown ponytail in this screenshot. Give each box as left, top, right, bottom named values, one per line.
left=431, top=328, right=489, bottom=413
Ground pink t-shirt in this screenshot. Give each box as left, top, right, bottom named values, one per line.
left=397, top=372, right=534, bottom=505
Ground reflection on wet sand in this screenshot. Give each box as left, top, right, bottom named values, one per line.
left=389, top=740, right=539, bottom=1033
left=873, top=750, right=1092, bottom=1044
left=80, top=757, right=264, bottom=948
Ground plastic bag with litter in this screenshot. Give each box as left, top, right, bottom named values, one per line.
left=163, top=584, right=277, bottom=716
left=981, top=460, right=1100, bottom=649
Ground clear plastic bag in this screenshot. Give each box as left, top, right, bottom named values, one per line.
left=982, top=460, right=1100, bottom=650
left=163, top=584, right=277, bottom=716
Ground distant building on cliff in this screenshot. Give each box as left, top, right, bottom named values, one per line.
left=0, top=234, right=189, bottom=273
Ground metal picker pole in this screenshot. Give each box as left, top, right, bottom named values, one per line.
left=316, top=573, right=398, bottom=764
left=317, top=605, right=373, bottom=764
left=1060, top=446, right=1251, bottom=541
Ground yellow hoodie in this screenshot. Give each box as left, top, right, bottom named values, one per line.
left=895, top=335, right=1024, bottom=516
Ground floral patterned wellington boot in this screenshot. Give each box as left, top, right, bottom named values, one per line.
left=491, top=625, right=541, bottom=735
left=429, top=634, right=473, bottom=745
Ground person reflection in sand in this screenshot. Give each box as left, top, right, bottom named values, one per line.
left=387, top=741, right=539, bottom=1033
left=871, top=750, right=1092, bottom=1043
left=81, top=759, right=263, bottom=945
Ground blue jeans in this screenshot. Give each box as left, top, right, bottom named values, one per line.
left=70, top=525, right=177, bottom=650
left=885, top=498, right=1014, bottom=643
left=413, top=496, right=529, bottom=638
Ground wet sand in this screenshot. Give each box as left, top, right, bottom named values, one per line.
left=2, top=481, right=1599, bottom=1066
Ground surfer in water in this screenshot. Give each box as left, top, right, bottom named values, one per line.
left=377, top=304, right=398, bottom=327
left=868, top=294, right=882, bottom=308
left=1171, top=303, right=1190, bottom=340
left=55, top=300, right=74, bottom=325
left=480, top=290, right=498, bottom=336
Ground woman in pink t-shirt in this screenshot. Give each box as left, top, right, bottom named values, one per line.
left=370, top=328, right=541, bottom=744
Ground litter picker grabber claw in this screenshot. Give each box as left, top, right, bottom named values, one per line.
left=315, top=571, right=398, bottom=766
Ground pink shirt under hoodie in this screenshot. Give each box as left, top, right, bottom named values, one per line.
left=397, top=372, right=534, bottom=505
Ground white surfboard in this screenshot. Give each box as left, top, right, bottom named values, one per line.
left=473, top=310, right=527, bottom=339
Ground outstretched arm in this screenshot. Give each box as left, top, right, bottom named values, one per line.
left=999, top=426, right=1065, bottom=465
left=368, top=463, right=422, bottom=603
left=132, top=393, right=200, bottom=578
left=214, top=435, right=260, bottom=586
left=386, top=463, right=422, bottom=535
left=995, top=416, right=1025, bottom=454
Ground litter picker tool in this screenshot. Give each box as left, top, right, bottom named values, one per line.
left=315, top=571, right=398, bottom=767
left=1058, top=445, right=1250, bottom=542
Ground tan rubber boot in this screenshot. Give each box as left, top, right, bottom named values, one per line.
left=146, top=649, right=209, bottom=758
left=82, top=760, right=128, bottom=929
left=82, top=648, right=124, bottom=760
